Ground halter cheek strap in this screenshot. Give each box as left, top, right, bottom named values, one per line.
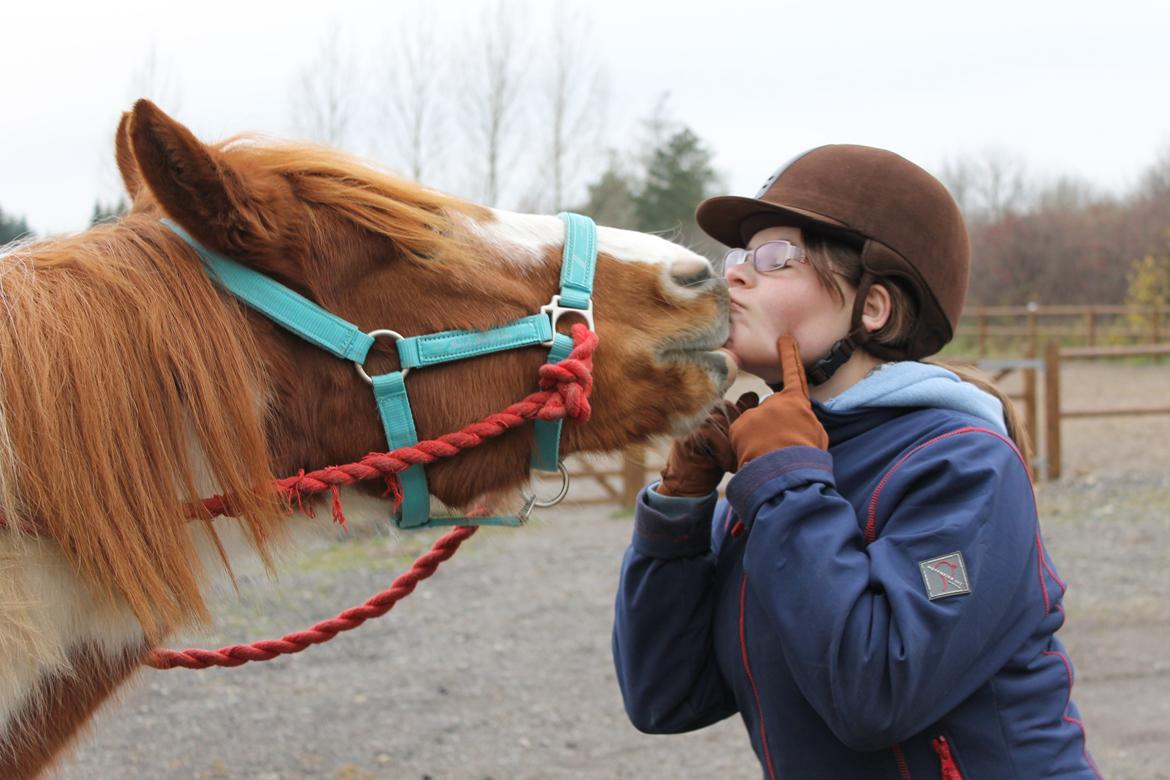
left=162, top=213, right=597, bottom=529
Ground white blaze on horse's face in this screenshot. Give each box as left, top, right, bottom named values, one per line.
left=471, top=209, right=735, bottom=440
left=478, top=208, right=707, bottom=278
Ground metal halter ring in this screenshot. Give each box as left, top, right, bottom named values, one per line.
left=518, top=461, right=572, bottom=522
left=354, top=329, right=408, bottom=385
left=540, top=295, right=594, bottom=347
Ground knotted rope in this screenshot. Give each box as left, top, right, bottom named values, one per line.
left=145, top=324, right=596, bottom=669
left=0, top=325, right=597, bottom=669
left=198, top=325, right=596, bottom=522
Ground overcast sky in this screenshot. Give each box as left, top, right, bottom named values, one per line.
left=2, top=0, right=1167, bottom=235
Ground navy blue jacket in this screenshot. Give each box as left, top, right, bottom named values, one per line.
left=613, top=405, right=1099, bottom=778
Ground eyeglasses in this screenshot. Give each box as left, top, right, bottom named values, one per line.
left=721, top=240, right=808, bottom=278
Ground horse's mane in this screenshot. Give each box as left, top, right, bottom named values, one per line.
left=214, top=137, right=487, bottom=262
left=0, top=140, right=494, bottom=641
left=0, top=217, right=285, bottom=640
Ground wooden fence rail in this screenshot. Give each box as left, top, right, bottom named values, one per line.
left=958, top=304, right=1168, bottom=355
left=543, top=337, right=1167, bottom=499
left=1043, top=342, right=1170, bottom=479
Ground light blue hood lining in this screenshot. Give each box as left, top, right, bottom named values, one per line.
left=821, top=361, right=1008, bottom=435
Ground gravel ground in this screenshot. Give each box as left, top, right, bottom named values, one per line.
left=55, top=363, right=1169, bottom=779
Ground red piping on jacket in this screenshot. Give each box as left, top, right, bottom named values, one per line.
left=864, top=426, right=1017, bottom=544
left=739, top=575, right=779, bottom=780
left=1041, top=650, right=1103, bottom=779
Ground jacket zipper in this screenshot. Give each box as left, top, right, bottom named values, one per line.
left=932, top=735, right=964, bottom=780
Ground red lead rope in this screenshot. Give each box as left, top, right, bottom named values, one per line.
left=198, top=325, right=598, bottom=523
left=146, top=523, right=478, bottom=669
left=139, top=324, right=594, bottom=669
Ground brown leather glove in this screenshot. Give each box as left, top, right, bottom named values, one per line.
left=729, top=336, right=830, bottom=469
left=658, top=393, right=760, bottom=496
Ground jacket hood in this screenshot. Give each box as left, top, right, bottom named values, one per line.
left=819, top=361, right=1007, bottom=435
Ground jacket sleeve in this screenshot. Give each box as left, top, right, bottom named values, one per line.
left=725, top=430, right=1047, bottom=751
left=612, top=483, right=737, bottom=733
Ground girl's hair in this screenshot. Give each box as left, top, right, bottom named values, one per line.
left=804, top=232, right=1034, bottom=474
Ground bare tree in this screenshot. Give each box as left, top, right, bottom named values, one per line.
left=95, top=44, right=184, bottom=218
left=459, top=1, right=528, bottom=207
left=128, top=43, right=183, bottom=112
left=940, top=148, right=1031, bottom=223
left=535, top=0, right=611, bottom=211
left=978, top=148, right=1030, bottom=221
left=1033, top=175, right=1100, bottom=214
left=373, top=4, right=447, bottom=183
left=291, top=24, right=358, bottom=147
left=1137, top=145, right=1170, bottom=202
left=938, top=158, right=979, bottom=220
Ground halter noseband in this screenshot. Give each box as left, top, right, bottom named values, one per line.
left=162, top=213, right=597, bottom=529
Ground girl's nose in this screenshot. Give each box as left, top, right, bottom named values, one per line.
left=725, top=261, right=754, bottom=287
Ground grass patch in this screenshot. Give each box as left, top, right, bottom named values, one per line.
left=297, top=532, right=438, bottom=574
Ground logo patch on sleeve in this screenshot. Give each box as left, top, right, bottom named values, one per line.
left=919, top=552, right=971, bottom=600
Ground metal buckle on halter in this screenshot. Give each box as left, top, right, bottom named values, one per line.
left=354, top=329, right=408, bottom=385
left=517, top=461, right=571, bottom=523
left=540, top=295, right=594, bottom=346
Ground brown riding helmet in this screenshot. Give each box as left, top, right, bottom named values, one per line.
left=696, top=144, right=970, bottom=360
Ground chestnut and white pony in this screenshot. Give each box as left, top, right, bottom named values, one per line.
left=0, top=100, right=732, bottom=777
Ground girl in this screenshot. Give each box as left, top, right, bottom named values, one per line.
left=612, top=145, right=1099, bottom=778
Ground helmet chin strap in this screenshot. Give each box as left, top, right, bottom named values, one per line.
left=806, top=334, right=857, bottom=386
left=804, top=272, right=876, bottom=387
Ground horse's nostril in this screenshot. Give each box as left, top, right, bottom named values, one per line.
left=670, top=258, right=714, bottom=287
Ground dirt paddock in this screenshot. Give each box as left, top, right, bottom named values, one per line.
left=57, top=362, right=1169, bottom=779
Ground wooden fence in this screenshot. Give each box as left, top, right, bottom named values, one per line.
left=536, top=339, right=1167, bottom=500
left=957, top=304, right=1169, bottom=356
left=1043, top=342, right=1170, bottom=479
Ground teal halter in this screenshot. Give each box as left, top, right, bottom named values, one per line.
left=162, top=213, right=597, bottom=529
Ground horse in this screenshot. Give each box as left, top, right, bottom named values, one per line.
left=0, top=99, right=733, bottom=777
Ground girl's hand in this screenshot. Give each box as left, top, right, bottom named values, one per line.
left=658, top=393, right=760, bottom=496
left=729, top=336, right=829, bottom=468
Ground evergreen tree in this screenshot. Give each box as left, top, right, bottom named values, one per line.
left=0, top=206, right=32, bottom=245
left=574, top=101, right=723, bottom=256
left=573, top=152, right=639, bottom=230
left=633, top=126, right=719, bottom=250
left=90, top=198, right=128, bottom=226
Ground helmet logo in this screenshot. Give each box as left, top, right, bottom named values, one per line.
left=754, top=146, right=826, bottom=197
left=754, top=164, right=787, bottom=197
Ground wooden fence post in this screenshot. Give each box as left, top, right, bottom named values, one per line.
left=1026, top=302, right=1039, bottom=356
left=1085, top=307, right=1096, bottom=347
left=1023, top=343, right=1039, bottom=461
left=978, top=311, right=988, bottom=356
left=1152, top=306, right=1161, bottom=345
left=622, top=446, right=646, bottom=507
left=1044, top=340, right=1062, bottom=480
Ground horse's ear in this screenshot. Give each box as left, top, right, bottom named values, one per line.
left=115, top=111, right=142, bottom=201
left=129, top=99, right=285, bottom=256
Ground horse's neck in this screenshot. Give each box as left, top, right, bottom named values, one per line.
left=0, top=640, right=149, bottom=779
